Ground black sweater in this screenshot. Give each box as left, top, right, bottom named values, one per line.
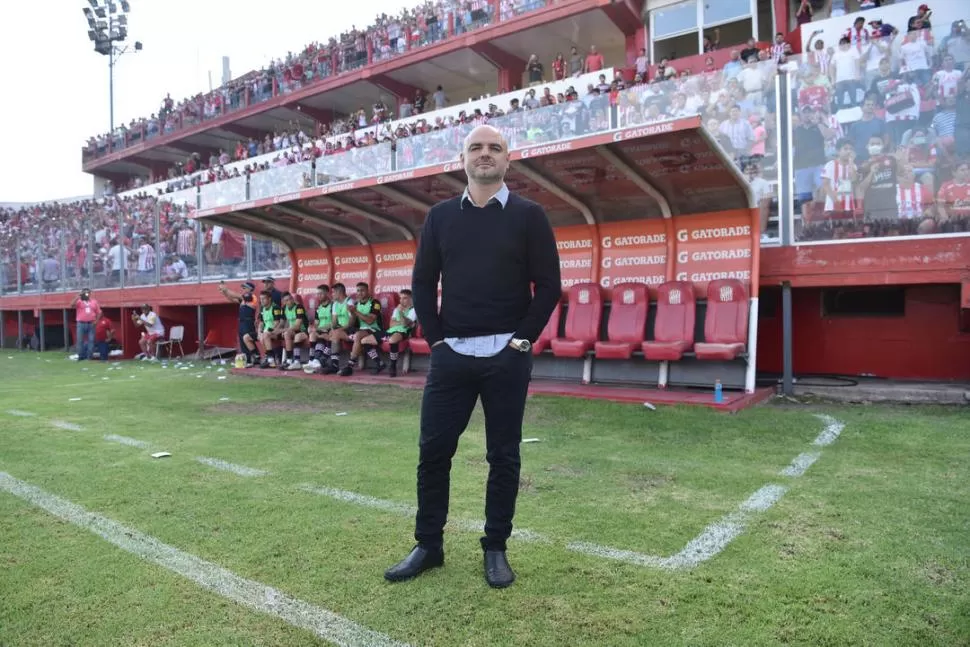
left=411, top=192, right=562, bottom=345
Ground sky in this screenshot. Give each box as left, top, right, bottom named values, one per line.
left=0, top=0, right=416, bottom=204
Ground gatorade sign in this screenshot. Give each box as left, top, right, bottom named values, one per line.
left=673, top=211, right=753, bottom=294
left=294, top=248, right=332, bottom=295
left=597, top=220, right=667, bottom=291
left=372, top=241, right=416, bottom=293
left=555, top=224, right=596, bottom=287
left=332, top=246, right=373, bottom=286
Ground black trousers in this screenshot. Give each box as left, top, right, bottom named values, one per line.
left=415, top=343, right=532, bottom=552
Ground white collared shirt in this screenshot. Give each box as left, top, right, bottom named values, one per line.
left=460, top=183, right=509, bottom=210
left=447, top=183, right=514, bottom=357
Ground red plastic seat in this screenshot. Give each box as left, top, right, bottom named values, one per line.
left=595, top=283, right=649, bottom=360
left=694, top=279, right=749, bottom=361
left=550, top=283, right=602, bottom=358
left=532, top=302, right=561, bottom=355
left=408, top=324, right=431, bottom=355
left=304, top=294, right=319, bottom=323
left=642, top=281, right=696, bottom=361
left=375, top=291, right=399, bottom=330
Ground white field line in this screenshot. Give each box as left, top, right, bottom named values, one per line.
left=299, top=485, right=550, bottom=543
left=567, top=484, right=788, bottom=570
left=812, top=414, right=845, bottom=447
left=779, top=451, right=821, bottom=477
left=5, top=410, right=36, bottom=417
left=104, top=434, right=152, bottom=449
left=50, top=420, right=83, bottom=432
left=196, top=457, right=269, bottom=478
left=0, top=471, right=412, bottom=647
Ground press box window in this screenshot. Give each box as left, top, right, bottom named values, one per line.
left=821, top=287, right=906, bottom=317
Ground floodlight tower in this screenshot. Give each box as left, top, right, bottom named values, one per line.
left=83, top=0, right=142, bottom=135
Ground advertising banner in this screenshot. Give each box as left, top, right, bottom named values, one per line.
left=554, top=224, right=596, bottom=288
left=673, top=210, right=753, bottom=295
left=332, top=246, right=373, bottom=287
left=293, top=248, right=332, bottom=296
left=372, top=241, right=417, bottom=294
left=597, top=220, right=668, bottom=291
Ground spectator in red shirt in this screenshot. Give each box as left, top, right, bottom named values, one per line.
left=584, top=45, right=605, bottom=74
left=72, top=288, right=100, bottom=361
left=94, top=314, right=115, bottom=362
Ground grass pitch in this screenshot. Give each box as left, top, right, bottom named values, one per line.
left=0, top=352, right=968, bottom=646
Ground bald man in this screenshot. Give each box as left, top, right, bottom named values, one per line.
left=384, top=125, right=562, bottom=588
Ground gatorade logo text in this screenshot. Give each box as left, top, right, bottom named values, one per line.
left=520, top=142, right=572, bottom=159
left=676, top=226, right=751, bottom=242
left=612, top=121, right=677, bottom=142
left=676, top=248, right=751, bottom=264
left=297, top=258, right=329, bottom=269
left=557, top=239, right=593, bottom=250
left=375, top=252, right=414, bottom=263
left=675, top=270, right=752, bottom=281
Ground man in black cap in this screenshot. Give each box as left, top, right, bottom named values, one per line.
left=219, top=280, right=260, bottom=367
left=262, top=276, right=283, bottom=307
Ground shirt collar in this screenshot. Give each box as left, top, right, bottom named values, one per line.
left=461, top=183, right=509, bottom=210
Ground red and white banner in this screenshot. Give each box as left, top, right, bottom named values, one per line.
left=597, top=220, right=667, bottom=292
left=372, top=241, right=416, bottom=294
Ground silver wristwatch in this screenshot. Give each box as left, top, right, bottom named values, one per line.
left=510, top=338, right=532, bottom=353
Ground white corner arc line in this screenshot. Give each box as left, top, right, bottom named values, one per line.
left=196, top=457, right=269, bottom=478
left=567, top=414, right=846, bottom=570
left=5, top=409, right=36, bottom=417
left=50, top=420, right=83, bottom=432
left=0, top=472, right=411, bottom=647
left=104, top=434, right=153, bottom=449
left=299, top=485, right=550, bottom=543
left=567, top=484, right=788, bottom=570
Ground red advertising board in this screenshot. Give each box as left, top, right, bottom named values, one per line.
left=372, top=241, right=417, bottom=294
left=293, top=248, right=332, bottom=296
left=554, top=224, right=596, bottom=288
left=332, top=246, right=373, bottom=287
left=597, top=220, right=668, bottom=292
left=673, top=210, right=754, bottom=296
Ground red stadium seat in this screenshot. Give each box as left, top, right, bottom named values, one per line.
left=642, top=281, right=696, bottom=361
left=293, top=294, right=305, bottom=307
left=595, top=283, right=648, bottom=360
left=408, top=324, right=431, bottom=355
left=533, top=302, right=561, bottom=355
left=375, top=291, right=399, bottom=330
left=550, top=283, right=602, bottom=358
left=694, top=279, right=749, bottom=361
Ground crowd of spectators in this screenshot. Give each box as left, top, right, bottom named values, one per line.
left=0, top=196, right=289, bottom=294
left=47, top=3, right=970, bottom=272
left=86, top=0, right=553, bottom=157
left=790, top=6, right=970, bottom=240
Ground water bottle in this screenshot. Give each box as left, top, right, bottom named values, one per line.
left=714, top=379, right=723, bottom=404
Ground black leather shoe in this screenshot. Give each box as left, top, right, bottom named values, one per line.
left=484, top=550, right=515, bottom=588
left=383, top=545, right=444, bottom=582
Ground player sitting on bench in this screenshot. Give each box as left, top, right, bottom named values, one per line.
left=339, top=282, right=385, bottom=376
left=385, top=289, right=416, bottom=377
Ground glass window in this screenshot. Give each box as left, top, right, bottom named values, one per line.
left=651, top=1, right=698, bottom=39
left=702, top=0, right=750, bottom=27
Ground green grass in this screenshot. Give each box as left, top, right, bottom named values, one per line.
left=1, top=352, right=968, bottom=646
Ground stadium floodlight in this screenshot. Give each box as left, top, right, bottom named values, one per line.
left=82, top=0, right=141, bottom=136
